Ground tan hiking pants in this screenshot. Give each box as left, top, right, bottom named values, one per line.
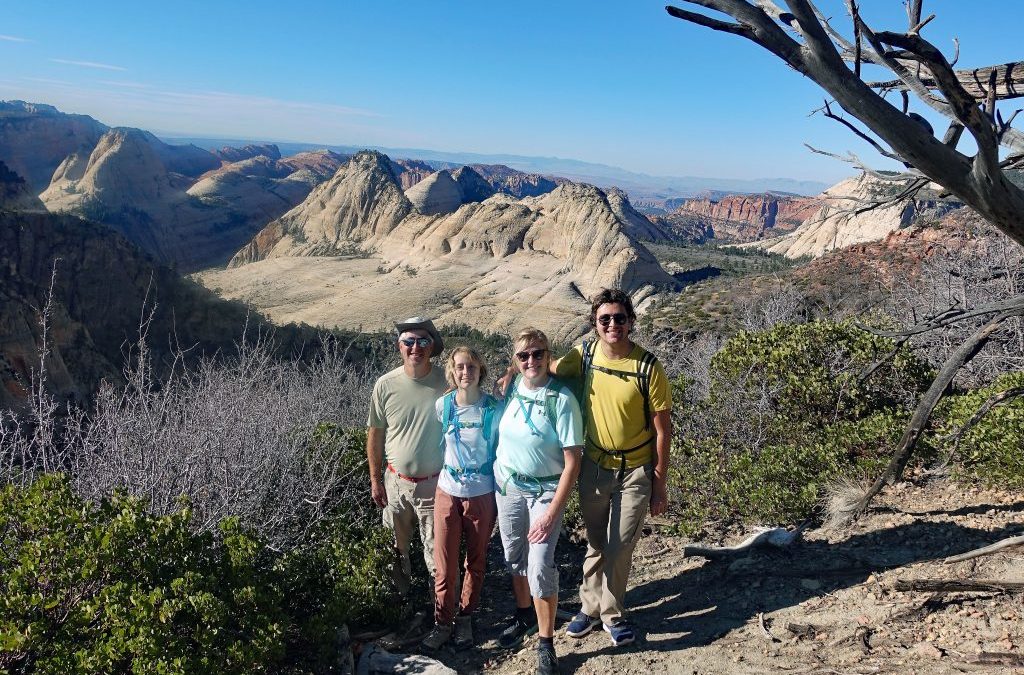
left=383, top=469, right=437, bottom=598
left=578, top=459, right=652, bottom=626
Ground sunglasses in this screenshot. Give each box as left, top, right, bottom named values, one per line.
left=597, top=313, right=629, bottom=326
left=400, top=337, right=433, bottom=349
left=515, top=348, right=547, bottom=363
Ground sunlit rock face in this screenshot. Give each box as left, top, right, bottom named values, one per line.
left=211, top=151, right=676, bottom=341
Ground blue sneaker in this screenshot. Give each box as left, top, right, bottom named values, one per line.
left=604, top=621, right=635, bottom=647
left=565, top=612, right=600, bottom=638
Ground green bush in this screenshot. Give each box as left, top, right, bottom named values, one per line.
left=933, top=372, right=1024, bottom=488
left=669, top=321, right=931, bottom=533
left=671, top=411, right=905, bottom=535
left=709, top=320, right=932, bottom=441
left=0, top=474, right=396, bottom=675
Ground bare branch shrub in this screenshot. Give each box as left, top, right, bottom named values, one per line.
left=61, top=332, right=378, bottom=548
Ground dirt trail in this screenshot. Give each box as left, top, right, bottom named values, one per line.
left=410, top=478, right=1024, bottom=674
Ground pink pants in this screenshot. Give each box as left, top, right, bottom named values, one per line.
left=433, top=487, right=497, bottom=625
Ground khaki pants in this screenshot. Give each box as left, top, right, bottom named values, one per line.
left=383, top=470, right=437, bottom=598
left=433, top=488, right=497, bottom=625
left=578, top=459, right=652, bottom=626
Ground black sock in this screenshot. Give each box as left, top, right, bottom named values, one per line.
left=539, top=636, right=554, bottom=649
left=515, top=606, right=534, bottom=623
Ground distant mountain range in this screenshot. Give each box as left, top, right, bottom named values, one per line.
left=161, top=134, right=833, bottom=198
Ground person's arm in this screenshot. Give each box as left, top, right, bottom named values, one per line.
left=650, top=409, right=671, bottom=516
left=493, top=364, right=517, bottom=398
left=367, top=426, right=387, bottom=508
left=527, top=446, right=582, bottom=544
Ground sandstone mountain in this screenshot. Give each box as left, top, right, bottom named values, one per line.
left=0, top=100, right=108, bottom=192
left=214, top=143, right=282, bottom=163
left=606, top=187, right=674, bottom=242
left=451, top=166, right=496, bottom=203
left=279, top=149, right=349, bottom=182
left=747, top=174, right=960, bottom=259
left=38, top=128, right=338, bottom=271
left=405, top=169, right=464, bottom=215
left=208, top=151, right=676, bottom=341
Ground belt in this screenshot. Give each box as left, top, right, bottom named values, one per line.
left=588, top=436, right=654, bottom=479
left=387, top=463, right=441, bottom=483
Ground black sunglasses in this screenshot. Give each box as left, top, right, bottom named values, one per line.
left=515, top=348, right=547, bottom=363
left=400, top=337, right=433, bottom=348
left=597, top=313, right=629, bottom=326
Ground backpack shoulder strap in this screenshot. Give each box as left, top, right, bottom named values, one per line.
left=635, top=348, right=657, bottom=430
left=441, top=390, right=457, bottom=434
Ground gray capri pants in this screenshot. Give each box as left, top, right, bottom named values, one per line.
left=495, top=481, right=564, bottom=598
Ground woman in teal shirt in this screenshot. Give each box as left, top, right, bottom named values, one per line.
left=493, top=327, right=582, bottom=675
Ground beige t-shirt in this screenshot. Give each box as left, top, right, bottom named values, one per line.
left=367, top=365, right=447, bottom=477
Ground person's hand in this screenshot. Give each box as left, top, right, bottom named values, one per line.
left=650, top=480, right=668, bottom=517
left=371, top=478, right=387, bottom=508
left=493, top=366, right=516, bottom=398
left=527, top=509, right=556, bottom=544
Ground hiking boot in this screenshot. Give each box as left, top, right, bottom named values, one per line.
left=453, top=614, right=474, bottom=647
left=498, top=614, right=538, bottom=649
left=565, top=611, right=600, bottom=638
left=536, top=643, right=559, bottom=675
left=421, top=623, right=453, bottom=650
left=603, top=621, right=636, bottom=647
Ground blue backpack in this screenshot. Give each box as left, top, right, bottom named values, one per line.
left=440, top=391, right=499, bottom=477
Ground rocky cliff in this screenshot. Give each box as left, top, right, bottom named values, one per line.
left=0, top=161, right=45, bottom=212
left=673, top=192, right=820, bottom=242
left=470, top=164, right=562, bottom=198
left=750, top=175, right=960, bottom=259
left=391, top=158, right=435, bottom=189
left=0, top=211, right=280, bottom=408
left=0, top=100, right=108, bottom=193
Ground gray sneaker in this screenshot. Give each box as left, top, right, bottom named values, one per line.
left=453, top=614, right=474, bottom=647
left=421, top=623, right=453, bottom=650
left=536, top=643, right=560, bottom=675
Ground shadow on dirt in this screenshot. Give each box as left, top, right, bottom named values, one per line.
left=428, top=500, right=1024, bottom=673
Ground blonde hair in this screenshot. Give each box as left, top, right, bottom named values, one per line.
left=513, top=327, right=550, bottom=354
left=444, top=346, right=488, bottom=389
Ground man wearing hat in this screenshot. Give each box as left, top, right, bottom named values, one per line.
left=367, top=316, right=447, bottom=604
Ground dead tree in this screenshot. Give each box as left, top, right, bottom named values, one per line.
left=666, top=1, right=1024, bottom=523
left=665, top=0, right=1024, bottom=247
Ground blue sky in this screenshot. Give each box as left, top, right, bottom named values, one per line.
left=2, top=1, right=1020, bottom=183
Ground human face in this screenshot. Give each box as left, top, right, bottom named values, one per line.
left=398, top=329, right=432, bottom=367
left=595, top=302, right=632, bottom=346
left=514, top=339, right=549, bottom=387
left=453, top=352, right=481, bottom=392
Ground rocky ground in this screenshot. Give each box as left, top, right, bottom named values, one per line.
left=378, top=477, right=1024, bottom=674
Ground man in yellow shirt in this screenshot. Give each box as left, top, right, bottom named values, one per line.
left=554, top=289, right=672, bottom=647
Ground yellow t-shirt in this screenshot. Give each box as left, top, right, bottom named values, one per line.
left=556, top=342, right=671, bottom=470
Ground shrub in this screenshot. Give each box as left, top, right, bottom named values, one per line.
left=0, top=474, right=396, bottom=675
left=933, top=372, right=1024, bottom=488
left=668, top=321, right=931, bottom=532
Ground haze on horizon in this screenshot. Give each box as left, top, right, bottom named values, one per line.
left=2, top=1, right=1020, bottom=184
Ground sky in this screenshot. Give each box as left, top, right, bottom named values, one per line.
left=2, top=1, right=1021, bottom=184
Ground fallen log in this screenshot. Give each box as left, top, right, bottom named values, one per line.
left=964, top=651, right=1024, bottom=667
left=683, top=525, right=807, bottom=560
left=944, top=534, right=1024, bottom=563
left=894, top=579, right=1024, bottom=593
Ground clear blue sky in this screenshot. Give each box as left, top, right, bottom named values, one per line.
left=2, top=1, right=1020, bottom=183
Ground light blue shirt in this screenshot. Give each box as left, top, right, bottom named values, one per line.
left=495, top=377, right=583, bottom=492
left=436, top=395, right=501, bottom=498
